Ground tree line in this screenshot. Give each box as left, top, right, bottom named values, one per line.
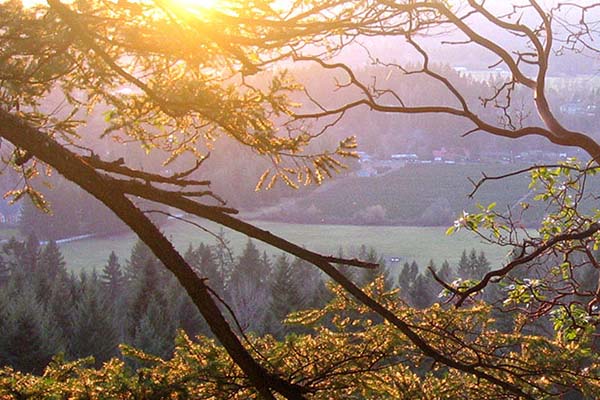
left=0, top=232, right=493, bottom=375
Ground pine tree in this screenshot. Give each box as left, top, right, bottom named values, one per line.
left=336, top=246, right=357, bottom=282
left=213, top=228, right=233, bottom=282
left=291, top=257, right=329, bottom=309
left=398, top=261, right=419, bottom=301
left=438, top=260, right=453, bottom=282
left=457, top=249, right=491, bottom=280
left=356, top=245, right=381, bottom=287
left=228, top=240, right=271, bottom=334
left=269, top=254, right=304, bottom=337
left=259, top=250, right=272, bottom=284
left=126, top=240, right=160, bottom=281
left=476, top=251, right=491, bottom=279
left=457, top=249, right=471, bottom=280
left=410, top=273, right=436, bottom=309
left=69, top=271, right=119, bottom=366
left=17, top=199, right=39, bottom=239
left=46, top=273, right=76, bottom=339
left=127, top=260, right=166, bottom=340
left=39, top=240, right=66, bottom=280
left=2, top=237, right=25, bottom=273
left=131, top=296, right=177, bottom=360
left=100, top=251, right=125, bottom=298
left=0, top=285, right=64, bottom=374
left=168, top=280, right=205, bottom=338
left=197, top=243, right=226, bottom=296
left=183, top=244, right=200, bottom=267
left=232, top=240, right=269, bottom=282
left=22, top=232, right=40, bottom=274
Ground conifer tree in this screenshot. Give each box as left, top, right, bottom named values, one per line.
left=69, top=271, right=119, bottom=366
left=468, top=249, right=479, bottom=276
left=457, top=249, right=471, bottom=280
left=457, top=249, right=491, bottom=280
left=398, top=261, right=419, bottom=301
left=125, top=240, right=173, bottom=335
left=0, top=285, right=64, bottom=374
left=132, top=296, right=177, bottom=360
left=231, top=240, right=269, bottom=283
left=22, top=232, right=40, bottom=275
left=356, top=245, right=381, bottom=287
left=438, top=260, right=453, bottom=283
left=126, top=240, right=159, bottom=281
left=291, top=257, right=329, bottom=309
left=336, top=246, right=357, bottom=282
left=228, top=240, right=271, bottom=334
left=168, top=281, right=205, bottom=338
left=197, top=243, right=226, bottom=296
left=2, top=237, right=25, bottom=274
left=213, top=228, right=233, bottom=282
left=405, top=260, right=438, bottom=309
left=410, top=273, right=436, bottom=309
left=45, top=273, right=76, bottom=339
left=127, top=262, right=166, bottom=340
left=269, top=254, right=304, bottom=337
left=100, top=251, right=125, bottom=298
left=183, top=244, right=200, bottom=267
left=476, top=251, right=491, bottom=278
left=17, top=199, right=39, bottom=239
left=259, top=250, right=272, bottom=284
left=39, top=240, right=66, bottom=280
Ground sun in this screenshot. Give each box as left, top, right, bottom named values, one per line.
left=172, top=0, right=218, bottom=8
left=169, top=0, right=220, bottom=14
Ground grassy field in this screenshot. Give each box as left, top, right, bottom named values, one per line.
left=59, top=219, right=514, bottom=274
left=284, top=163, right=542, bottom=225
left=26, top=162, right=600, bottom=275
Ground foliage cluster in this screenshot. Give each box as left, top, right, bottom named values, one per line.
left=1, top=275, right=599, bottom=399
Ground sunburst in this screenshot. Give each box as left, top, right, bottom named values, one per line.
left=167, top=0, right=220, bottom=15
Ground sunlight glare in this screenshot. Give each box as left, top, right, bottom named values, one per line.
left=173, top=0, right=218, bottom=9
left=169, top=0, right=220, bottom=15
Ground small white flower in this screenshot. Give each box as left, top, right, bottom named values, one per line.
left=504, top=284, right=516, bottom=291
left=454, top=211, right=469, bottom=228
left=451, top=278, right=462, bottom=287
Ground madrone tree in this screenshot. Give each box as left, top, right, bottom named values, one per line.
left=3, top=0, right=600, bottom=398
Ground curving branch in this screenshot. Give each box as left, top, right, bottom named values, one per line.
left=0, top=107, right=541, bottom=399
left=80, top=154, right=212, bottom=188
left=0, top=108, right=309, bottom=400
left=448, top=223, right=600, bottom=307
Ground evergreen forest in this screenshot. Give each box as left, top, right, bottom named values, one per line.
left=0, top=233, right=495, bottom=376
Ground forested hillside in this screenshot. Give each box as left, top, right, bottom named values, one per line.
left=0, top=234, right=495, bottom=375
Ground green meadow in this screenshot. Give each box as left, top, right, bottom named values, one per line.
left=58, top=219, right=513, bottom=273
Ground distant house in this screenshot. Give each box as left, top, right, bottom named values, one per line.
left=560, top=101, right=597, bottom=116
left=391, top=153, right=418, bottom=162
left=432, top=147, right=469, bottom=162
left=432, top=147, right=448, bottom=160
